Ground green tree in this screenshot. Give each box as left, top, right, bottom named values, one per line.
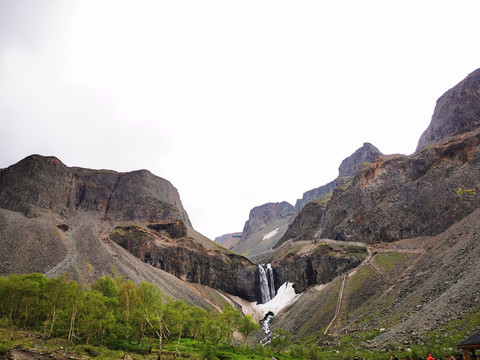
left=269, top=328, right=290, bottom=353
left=237, top=313, right=260, bottom=342
left=136, top=281, right=166, bottom=359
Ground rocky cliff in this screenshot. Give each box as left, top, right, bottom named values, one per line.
left=230, top=201, right=294, bottom=261
left=214, top=232, right=243, bottom=249
left=0, top=155, right=191, bottom=225
left=319, top=131, right=480, bottom=243
left=293, top=180, right=337, bottom=216
left=417, top=68, right=480, bottom=150
left=0, top=155, right=258, bottom=304
left=267, top=68, right=480, bottom=344
left=276, top=143, right=383, bottom=247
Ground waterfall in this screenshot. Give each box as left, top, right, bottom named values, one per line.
left=258, top=263, right=275, bottom=304
left=258, top=264, right=270, bottom=303
left=266, top=263, right=275, bottom=299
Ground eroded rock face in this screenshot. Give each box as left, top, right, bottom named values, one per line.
left=293, top=180, right=337, bottom=216
left=417, top=68, right=480, bottom=151
left=0, top=154, right=260, bottom=304
left=273, top=243, right=366, bottom=293
left=320, top=130, right=480, bottom=242
left=0, top=155, right=191, bottom=225
left=338, top=142, right=383, bottom=178
left=241, top=202, right=294, bottom=240
left=109, top=224, right=258, bottom=301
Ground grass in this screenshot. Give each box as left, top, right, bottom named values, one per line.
left=313, top=192, right=333, bottom=207
left=373, top=252, right=410, bottom=276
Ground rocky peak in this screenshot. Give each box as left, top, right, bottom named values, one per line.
left=294, top=179, right=337, bottom=215
left=241, top=201, right=294, bottom=240
left=0, top=154, right=191, bottom=225
left=417, top=68, right=480, bottom=151
left=338, top=142, right=383, bottom=178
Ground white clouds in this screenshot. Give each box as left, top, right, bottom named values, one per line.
left=1, top=0, right=480, bottom=238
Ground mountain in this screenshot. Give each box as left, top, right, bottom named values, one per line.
left=2, top=68, right=480, bottom=350
left=230, top=201, right=294, bottom=262
left=214, top=232, right=242, bottom=249
left=417, top=68, right=480, bottom=151
left=257, top=68, right=480, bottom=344
left=0, top=155, right=258, bottom=305
left=275, top=142, right=383, bottom=247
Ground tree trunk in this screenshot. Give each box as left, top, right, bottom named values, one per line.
left=68, top=308, right=77, bottom=343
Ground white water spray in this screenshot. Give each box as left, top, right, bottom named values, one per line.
left=260, top=312, right=274, bottom=345
left=258, top=264, right=271, bottom=303
left=266, top=263, right=275, bottom=299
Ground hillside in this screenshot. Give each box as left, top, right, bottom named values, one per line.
left=0, top=155, right=258, bottom=307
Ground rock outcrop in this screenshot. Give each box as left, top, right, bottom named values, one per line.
left=231, top=202, right=294, bottom=261
left=0, top=155, right=191, bottom=225
left=276, top=143, right=383, bottom=247
left=320, top=129, right=480, bottom=243
left=293, top=180, right=337, bottom=216
left=338, top=142, right=383, bottom=177
left=214, top=232, right=243, bottom=249
left=417, top=68, right=480, bottom=151
left=0, top=155, right=259, bottom=305
left=272, top=241, right=366, bottom=293
left=110, top=224, right=257, bottom=301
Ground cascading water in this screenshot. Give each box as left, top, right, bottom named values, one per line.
left=258, top=264, right=271, bottom=303
left=266, top=263, right=275, bottom=299
left=260, top=311, right=274, bottom=345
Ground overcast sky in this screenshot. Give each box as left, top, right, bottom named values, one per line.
left=1, top=1, right=479, bottom=240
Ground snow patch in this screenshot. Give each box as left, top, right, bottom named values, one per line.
left=263, top=228, right=280, bottom=240
left=222, top=282, right=299, bottom=322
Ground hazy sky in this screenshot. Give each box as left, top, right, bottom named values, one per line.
left=1, top=1, right=480, bottom=240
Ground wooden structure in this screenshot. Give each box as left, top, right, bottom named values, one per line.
left=458, top=330, right=480, bottom=360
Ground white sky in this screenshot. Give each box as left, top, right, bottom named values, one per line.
left=1, top=1, right=479, bottom=240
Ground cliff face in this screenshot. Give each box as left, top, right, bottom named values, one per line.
left=277, top=143, right=383, bottom=247
left=109, top=224, right=257, bottom=301
left=338, top=142, right=383, bottom=177
left=293, top=180, right=337, bottom=216
left=231, top=201, right=294, bottom=261
left=272, top=241, right=366, bottom=293
left=0, top=155, right=191, bottom=225
left=240, top=201, right=294, bottom=240
left=0, top=155, right=258, bottom=304
left=214, top=232, right=242, bottom=249
left=417, top=68, right=480, bottom=150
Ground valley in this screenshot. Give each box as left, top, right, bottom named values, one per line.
left=1, top=68, right=480, bottom=359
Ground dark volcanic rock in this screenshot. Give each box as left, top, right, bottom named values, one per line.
left=417, top=68, right=480, bottom=151
left=110, top=224, right=258, bottom=301
left=0, top=155, right=77, bottom=217
left=278, top=201, right=327, bottom=246
left=338, top=142, right=383, bottom=177
left=0, top=155, right=191, bottom=225
left=294, top=179, right=337, bottom=215
left=320, top=130, right=480, bottom=242
left=277, top=143, right=382, bottom=247
left=241, top=201, right=294, bottom=240
left=273, top=243, right=366, bottom=293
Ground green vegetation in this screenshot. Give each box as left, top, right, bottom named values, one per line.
left=313, top=192, right=333, bottom=207
left=313, top=242, right=333, bottom=255
left=373, top=252, right=410, bottom=276
left=1, top=273, right=478, bottom=359
left=0, top=273, right=262, bottom=359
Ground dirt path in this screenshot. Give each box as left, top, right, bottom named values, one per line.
left=324, top=273, right=347, bottom=334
